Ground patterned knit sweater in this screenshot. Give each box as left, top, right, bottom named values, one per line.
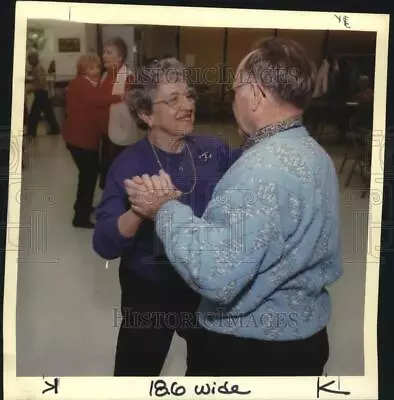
left=155, top=126, right=342, bottom=341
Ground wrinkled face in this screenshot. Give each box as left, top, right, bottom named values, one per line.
left=232, top=53, right=256, bottom=136
left=102, top=45, right=123, bottom=70
left=85, top=63, right=101, bottom=81
left=232, top=78, right=252, bottom=136
left=142, top=80, right=196, bottom=138
left=232, top=50, right=268, bottom=137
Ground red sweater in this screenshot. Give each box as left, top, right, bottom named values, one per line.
left=62, top=75, right=122, bottom=151
left=98, top=64, right=134, bottom=135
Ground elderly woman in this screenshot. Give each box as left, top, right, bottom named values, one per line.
left=62, top=53, right=124, bottom=228
left=127, top=38, right=343, bottom=376
left=98, top=36, right=134, bottom=190
left=93, top=57, right=242, bottom=376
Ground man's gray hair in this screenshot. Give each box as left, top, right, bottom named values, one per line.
left=126, top=57, right=188, bottom=130
left=241, top=37, right=317, bottom=110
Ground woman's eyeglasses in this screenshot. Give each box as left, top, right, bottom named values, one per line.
left=153, top=87, right=198, bottom=109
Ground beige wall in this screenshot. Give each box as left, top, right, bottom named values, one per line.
left=179, top=26, right=225, bottom=90
left=85, top=24, right=98, bottom=52
left=137, top=27, right=376, bottom=90
left=141, top=25, right=178, bottom=60
left=276, top=29, right=326, bottom=66
left=226, top=28, right=275, bottom=81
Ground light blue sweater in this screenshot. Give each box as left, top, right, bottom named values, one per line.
left=155, top=126, right=342, bottom=341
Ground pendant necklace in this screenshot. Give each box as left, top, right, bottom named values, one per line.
left=149, top=139, right=197, bottom=195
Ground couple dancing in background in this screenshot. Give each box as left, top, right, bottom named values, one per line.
left=62, top=37, right=136, bottom=228
left=93, top=37, right=342, bottom=377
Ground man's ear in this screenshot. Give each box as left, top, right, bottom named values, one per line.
left=250, top=83, right=265, bottom=112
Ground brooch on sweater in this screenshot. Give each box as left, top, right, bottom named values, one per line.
left=199, top=152, right=212, bottom=162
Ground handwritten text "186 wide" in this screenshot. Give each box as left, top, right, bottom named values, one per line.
left=149, top=379, right=251, bottom=397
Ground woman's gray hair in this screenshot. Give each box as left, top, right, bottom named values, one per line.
left=104, top=36, right=128, bottom=63
left=126, top=57, right=188, bottom=130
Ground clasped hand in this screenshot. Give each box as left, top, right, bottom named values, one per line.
left=124, top=169, right=182, bottom=219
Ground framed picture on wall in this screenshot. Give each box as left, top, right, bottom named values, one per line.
left=58, top=38, right=81, bottom=53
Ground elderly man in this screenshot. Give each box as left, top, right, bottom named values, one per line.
left=127, top=38, right=342, bottom=376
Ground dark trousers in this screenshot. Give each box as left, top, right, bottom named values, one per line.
left=114, top=267, right=200, bottom=376
left=27, top=89, right=59, bottom=137
left=99, top=134, right=127, bottom=190
left=186, top=325, right=329, bottom=376
left=67, top=144, right=99, bottom=222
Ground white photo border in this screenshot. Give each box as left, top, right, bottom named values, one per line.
left=4, top=1, right=389, bottom=399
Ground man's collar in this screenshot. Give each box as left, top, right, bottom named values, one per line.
left=241, top=115, right=304, bottom=150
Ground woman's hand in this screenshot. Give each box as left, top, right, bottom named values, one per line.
left=124, top=170, right=182, bottom=219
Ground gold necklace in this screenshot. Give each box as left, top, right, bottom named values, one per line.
left=149, top=139, right=197, bottom=195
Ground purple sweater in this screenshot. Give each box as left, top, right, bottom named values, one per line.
left=93, top=135, right=242, bottom=281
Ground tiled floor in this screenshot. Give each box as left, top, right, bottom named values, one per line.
left=15, top=122, right=369, bottom=376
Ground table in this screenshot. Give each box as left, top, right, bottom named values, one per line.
left=304, top=99, right=373, bottom=143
